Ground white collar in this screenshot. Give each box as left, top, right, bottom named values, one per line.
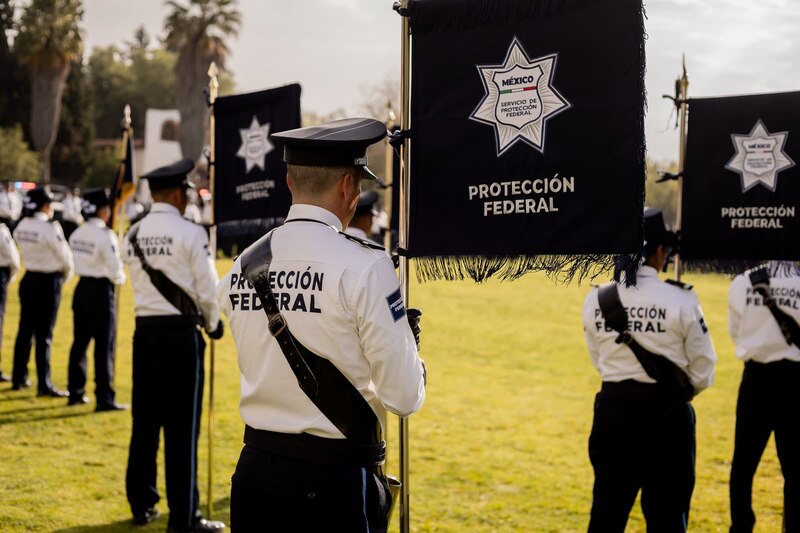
left=286, top=204, right=343, bottom=232
left=149, top=203, right=181, bottom=215
left=33, top=212, right=50, bottom=221
left=637, top=265, right=659, bottom=278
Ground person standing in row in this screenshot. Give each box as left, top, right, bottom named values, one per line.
left=343, top=189, right=381, bottom=245
left=582, top=208, right=717, bottom=533
left=728, top=262, right=800, bottom=533
left=61, top=187, right=84, bottom=241
left=11, top=187, right=73, bottom=397
left=219, top=118, right=426, bottom=532
left=123, top=159, right=225, bottom=533
left=66, top=188, right=127, bottom=411
left=0, top=219, right=20, bottom=382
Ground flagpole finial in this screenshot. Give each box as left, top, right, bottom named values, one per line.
left=386, top=100, right=396, bottom=127
left=123, top=104, right=132, bottom=129
left=208, top=61, right=220, bottom=104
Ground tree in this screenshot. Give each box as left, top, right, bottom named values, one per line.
left=164, top=0, right=240, bottom=162
left=0, top=0, right=30, bottom=132
left=15, top=0, right=83, bottom=182
left=52, top=56, right=94, bottom=185
left=0, top=125, right=40, bottom=181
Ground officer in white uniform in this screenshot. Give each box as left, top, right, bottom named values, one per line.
left=66, top=188, right=127, bottom=410
left=0, top=182, right=22, bottom=229
left=728, top=262, right=800, bottom=533
left=218, top=118, right=426, bottom=532
left=0, top=219, right=20, bottom=382
left=582, top=208, right=716, bottom=533
left=344, top=189, right=381, bottom=244
left=60, top=187, right=84, bottom=240
left=11, top=187, right=73, bottom=396
left=123, top=159, right=225, bottom=533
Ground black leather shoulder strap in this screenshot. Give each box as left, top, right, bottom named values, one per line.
left=240, top=231, right=381, bottom=445
left=340, top=231, right=385, bottom=252
left=665, top=279, right=694, bottom=290
left=749, top=268, right=800, bottom=348
left=597, top=283, right=694, bottom=400
left=127, top=223, right=200, bottom=318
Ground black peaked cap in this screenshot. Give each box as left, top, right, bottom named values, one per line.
left=355, top=190, right=380, bottom=217
left=81, top=187, right=111, bottom=212
left=142, top=158, right=196, bottom=190
left=27, top=187, right=54, bottom=209
left=271, top=118, right=387, bottom=181
left=643, top=207, right=677, bottom=247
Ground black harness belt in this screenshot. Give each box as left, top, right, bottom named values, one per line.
left=598, top=283, right=695, bottom=402
left=244, top=425, right=386, bottom=467
left=240, top=229, right=385, bottom=467
left=135, top=315, right=202, bottom=328
left=749, top=267, right=800, bottom=349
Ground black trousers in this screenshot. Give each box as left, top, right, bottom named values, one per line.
left=730, top=360, right=800, bottom=533
left=61, top=220, right=78, bottom=241
left=126, top=323, right=205, bottom=531
left=12, top=271, right=63, bottom=391
left=0, top=267, right=9, bottom=372
left=67, top=277, right=116, bottom=405
left=588, top=389, right=696, bottom=533
left=230, top=444, right=391, bottom=533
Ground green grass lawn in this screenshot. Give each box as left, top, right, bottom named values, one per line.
left=0, top=262, right=784, bottom=532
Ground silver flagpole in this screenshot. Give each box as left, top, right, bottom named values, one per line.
left=206, top=61, right=219, bottom=520
left=398, top=2, right=412, bottom=531
left=673, top=56, right=689, bottom=281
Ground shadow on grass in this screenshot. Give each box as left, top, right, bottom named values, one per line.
left=51, top=496, right=232, bottom=533
left=0, top=403, right=74, bottom=416
left=0, top=409, right=93, bottom=426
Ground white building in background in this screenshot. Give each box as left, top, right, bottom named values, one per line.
left=143, top=109, right=182, bottom=173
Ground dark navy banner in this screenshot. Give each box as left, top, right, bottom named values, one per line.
left=214, top=84, right=301, bottom=224
left=405, top=0, right=646, bottom=281
left=682, top=91, right=800, bottom=267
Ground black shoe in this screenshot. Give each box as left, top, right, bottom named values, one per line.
left=67, top=395, right=90, bottom=406
left=167, top=518, right=226, bottom=533
left=11, top=379, right=32, bottom=390
left=37, top=387, right=69, bottom=398
left=0, top=371, right=10, bottom=382
left=132, top=507, right=160, bottom=525
left=95, top=402, right=128, bottom=412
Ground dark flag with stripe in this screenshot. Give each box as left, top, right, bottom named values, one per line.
left=402, top=0, right=646, bottom=282
left=213, top=84, right=301, bottom=226
left=109, top=131, right=136, bottom=229
left=681, top=91, right=800, bottom=271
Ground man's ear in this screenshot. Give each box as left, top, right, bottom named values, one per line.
left=286, top=173, right=294, bottom=194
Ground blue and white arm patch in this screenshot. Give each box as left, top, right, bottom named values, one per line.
left=386, top=288, right=406, bottom=322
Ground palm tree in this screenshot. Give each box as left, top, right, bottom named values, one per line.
left=15, top=0, right=83, bottom=182
left=164, top=0, right=240, bottom=164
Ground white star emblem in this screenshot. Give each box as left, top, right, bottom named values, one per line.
left=726, top=120, right=795, bottom=192
left=236, top=116, right=274, bottom=173
left=470, top=37, right=570, bottom=156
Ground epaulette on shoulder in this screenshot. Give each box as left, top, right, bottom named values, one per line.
left=339, top=231, right=385, bottom=252
left=665, top=279, right=693, bottom=290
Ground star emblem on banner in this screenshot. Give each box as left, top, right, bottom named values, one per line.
left=470, top=37, right=570, bottom=156
left=236, top=116, right=274, bottom=173
left=725, top=120, right=795, bottom=192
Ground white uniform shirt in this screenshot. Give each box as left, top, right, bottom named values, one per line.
left=124, top=203, right=219, bottom=330
left=582, top=265, right=717, bottom=393
left=729, top=263, right=800, bottom=363
left=13, top=213, right=74, bottom=278
left=184, top=203, right=202, bottom=224
left=217, top=204, right=426, bottom=439
left=61, top=195, right=84, bottom=224
left=0, top=223, right=21, bottom=280
left=69, top=218, right=126, bottom=285
left=8, top=190, right=22, bottom=220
